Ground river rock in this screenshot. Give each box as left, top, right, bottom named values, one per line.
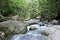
left=27, top=24, right=47, bottom=31
left=11, top=15, right=21, bottom=21
left=27, top=24, right=40, bottom=31
left=24, top=19, right=39, bottom=24
left=47, top=30, right=60, bottom=40
left=0, top=20, right=27, bottom=36
left=41, top=27, right=58, bottom=36
left=51, top=20, right=59, bottom=25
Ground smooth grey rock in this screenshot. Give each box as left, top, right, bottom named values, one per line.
left=48, top=30, right=60, bottom=40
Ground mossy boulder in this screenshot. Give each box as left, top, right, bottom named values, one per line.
left=0, top=20, right=28, bottom=36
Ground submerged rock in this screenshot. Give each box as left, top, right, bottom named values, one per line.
left=11, top=34, right=47, bottom=40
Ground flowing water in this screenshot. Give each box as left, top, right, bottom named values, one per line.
left=9, top=21, right=47, bottom=40
left=9, top=24, right=47, bottom=40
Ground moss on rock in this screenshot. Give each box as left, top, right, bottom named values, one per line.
left=0, top=20, right=28, bottom=37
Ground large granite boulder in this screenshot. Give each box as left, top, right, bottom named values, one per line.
left=41, top=27, right=58, bottom=36
left=0, top=20, right=28, bottom=36
left=47, top=30, right=60, bottom=40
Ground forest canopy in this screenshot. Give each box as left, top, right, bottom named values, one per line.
left=0, top=0, right=58, bottom=20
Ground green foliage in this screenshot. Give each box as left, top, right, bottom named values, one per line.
left=38, top=0, right=57, bottom=20
left=0, top=0, right=13, bottom=16
left=0, top=0, right=57, bottom=20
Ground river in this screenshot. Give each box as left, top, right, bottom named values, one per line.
left=9, top=24, right=47, bottom=40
